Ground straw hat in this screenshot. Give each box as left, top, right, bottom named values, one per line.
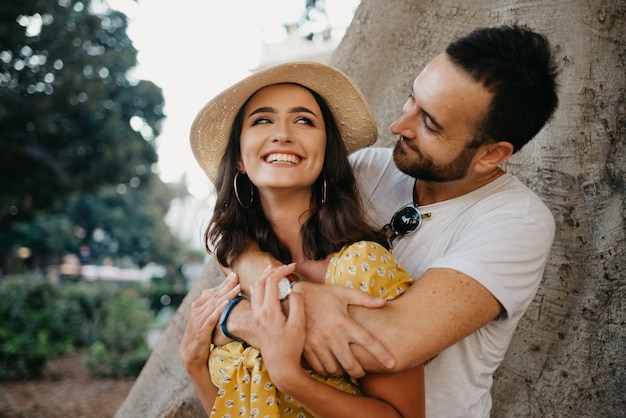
left=190, top=61, right=378, bottom=183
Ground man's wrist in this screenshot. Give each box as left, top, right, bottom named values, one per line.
left=214, top=298, right=253, bottom=346
left=218, top=296, right=245, bottom=341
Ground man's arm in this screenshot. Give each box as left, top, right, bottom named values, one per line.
left=228, top=241, right=282, bottom=295
left=223, top=245, right=503, bottom=376
left=219, top=242, right=397, bottom=376
left=347, top=267, right=503, bottom=372
left=220, top=242, right=502, bottom=376
left=211, top=241, right=282, bottom=348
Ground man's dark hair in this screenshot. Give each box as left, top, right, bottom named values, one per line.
left=445, top=25, right=560, bottom=153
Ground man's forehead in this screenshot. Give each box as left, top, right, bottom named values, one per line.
left=412, top=65, right=429, bottom=88
left=412, top=54, right=445, bottom=88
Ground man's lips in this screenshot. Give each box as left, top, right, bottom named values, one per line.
left=400, top=136, right=421, bottom=155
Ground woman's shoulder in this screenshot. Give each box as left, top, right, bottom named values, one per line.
left=326, top=241, right=413, bottom=299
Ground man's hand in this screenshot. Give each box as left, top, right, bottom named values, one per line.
left=299, top=282, right=396, bottom=378
left=295, top=256, right=332, bottom=284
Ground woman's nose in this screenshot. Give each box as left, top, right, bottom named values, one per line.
left=272, top=129, right=292, bottom=143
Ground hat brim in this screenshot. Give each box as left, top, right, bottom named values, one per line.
left=190, top=61, right=377, bottom=183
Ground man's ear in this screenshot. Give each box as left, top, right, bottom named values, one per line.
left=473, top=141, right=514, bottom=173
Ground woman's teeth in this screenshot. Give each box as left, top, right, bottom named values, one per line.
left=265, top=153, right=299, bottom=164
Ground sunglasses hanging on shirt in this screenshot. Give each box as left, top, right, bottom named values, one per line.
left=382, top=202, right=431, bottom=249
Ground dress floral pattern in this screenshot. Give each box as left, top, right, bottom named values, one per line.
left=208, top=241, right=413, bottom=417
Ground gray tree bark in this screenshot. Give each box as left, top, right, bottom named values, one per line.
left=115, top=261, right=223, bottom=418
left=117, top=1, right=626, bottom=416
left=333, top=1, right=625, bottom=416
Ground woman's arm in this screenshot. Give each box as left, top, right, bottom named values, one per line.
left=361, top=367, right=425, bottom=418
left=179, top=272, right=240, bottom=414
left=250, top=265, right=424, bottom=418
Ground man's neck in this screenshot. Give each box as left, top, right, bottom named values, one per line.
left=414, top=167, right=506, bottom=205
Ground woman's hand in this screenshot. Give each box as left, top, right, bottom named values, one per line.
left=179, top=272, right=240, bottom=377
left=249, top=264, right=306, bottom=386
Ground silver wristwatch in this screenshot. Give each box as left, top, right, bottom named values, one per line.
left=278, top=273, right=302, bottom=301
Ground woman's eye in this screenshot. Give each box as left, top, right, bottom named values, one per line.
left=295, top=117, right=314, bottom=126
left=251, top=117, right=271, bottom=125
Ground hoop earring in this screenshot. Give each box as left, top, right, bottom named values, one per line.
left=321, top=176, right=327, bottom=204
left=234, top=171, right=253, bottom=209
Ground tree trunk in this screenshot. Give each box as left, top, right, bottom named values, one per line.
left=116, top=1, right=625, bottom=416
left=333, top=0, right=625, bottom=415
left=115, top=260, right=224, bottom=418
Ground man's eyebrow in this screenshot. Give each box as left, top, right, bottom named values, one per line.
left=410, top=83, right=444, bottom=131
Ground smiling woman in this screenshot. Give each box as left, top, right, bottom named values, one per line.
left=180, top=60, right=425, bottom=418
left=109, top=0, right=361, bottom=199
left=237, top=84, right=327, bottom=195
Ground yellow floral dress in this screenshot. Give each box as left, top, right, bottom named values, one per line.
left=208, top=241, right=413, bottom=418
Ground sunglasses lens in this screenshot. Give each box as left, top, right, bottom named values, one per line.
left=391, top=204, right=421, bottom=235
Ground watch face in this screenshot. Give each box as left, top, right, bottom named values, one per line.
left=278, top=277, right=292, bottom=301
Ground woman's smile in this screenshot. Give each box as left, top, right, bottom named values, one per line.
left=263, top=152, right=302, bottom=165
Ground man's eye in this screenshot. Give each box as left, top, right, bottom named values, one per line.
left=423, top=115, right=436, bottom=132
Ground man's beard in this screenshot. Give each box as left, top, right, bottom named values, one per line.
left=392, top=137, right=477, bottom=183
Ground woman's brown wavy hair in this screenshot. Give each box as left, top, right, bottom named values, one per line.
left=205, top=83, right=386, bottom=267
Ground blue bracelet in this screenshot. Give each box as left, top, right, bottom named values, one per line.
left=218, top=296, right=244, bottom=341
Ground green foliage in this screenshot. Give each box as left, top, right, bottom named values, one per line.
left=0, top=0, right=182, bottom=272
left=10, top=212, right=81, bottom=264
left=146, top=283, right=186, bottom=313
left=0, top=0, right=163, bottom=217
left=82, top=284, right=152, bottom=378
left=11, top=173, right=187, bottom=269
left=0, top=277, right=74, bottom=379
left=0, top=277, right=153, bottom=380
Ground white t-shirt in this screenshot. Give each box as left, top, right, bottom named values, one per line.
left=350, top=147, right=555, bottom=418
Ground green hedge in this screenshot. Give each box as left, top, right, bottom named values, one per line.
left=0, top=277, right=153, bottom=380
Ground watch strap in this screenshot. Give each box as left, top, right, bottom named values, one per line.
left=218, top=296, right=244, bottom=341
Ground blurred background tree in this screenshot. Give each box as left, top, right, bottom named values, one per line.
left=0, top=0, right=343, bottom=389
left=0, top=0, right=185, bottom=273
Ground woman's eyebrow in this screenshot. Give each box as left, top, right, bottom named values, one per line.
left=288, top=106, right=316, bottom=115
left=248, top=106, right=316, bottom=117
left=248, top=106, right=276, bottom=117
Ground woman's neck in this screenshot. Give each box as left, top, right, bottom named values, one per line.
left=259, top=189, right=312, bottom=263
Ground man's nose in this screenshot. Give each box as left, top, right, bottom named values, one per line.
left=390, top=111, right=414, bottom=137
